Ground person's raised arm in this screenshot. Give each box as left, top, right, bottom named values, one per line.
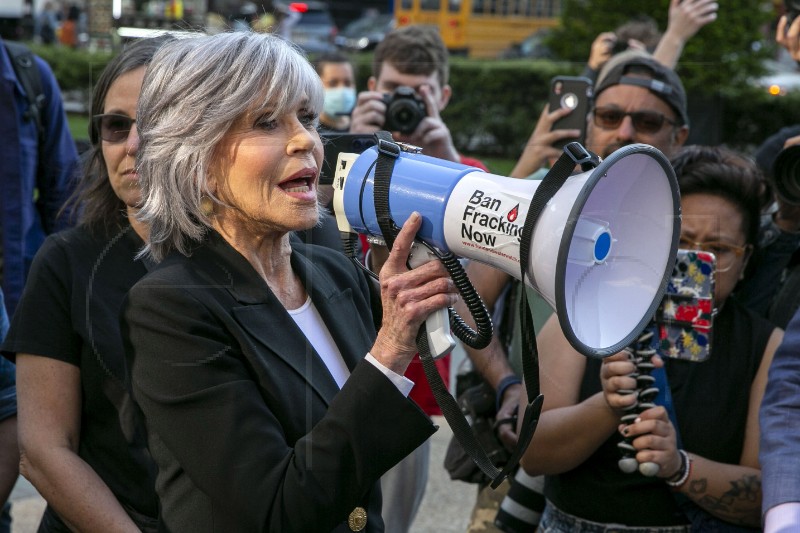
left=510, top=104, right=580, bottom=179
left=653, top=0, right=718, bottom=69
left=778, top=14, right=800, bottom=62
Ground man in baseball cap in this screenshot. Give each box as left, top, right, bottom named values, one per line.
left=588, top=50, right=689, bottom=158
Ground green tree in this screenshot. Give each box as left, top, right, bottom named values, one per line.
left=547, top=0, right=775, bottom=96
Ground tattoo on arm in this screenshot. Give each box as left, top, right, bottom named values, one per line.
left=687, top=474, right=761, bottom=526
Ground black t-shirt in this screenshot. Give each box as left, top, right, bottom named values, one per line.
left=1, top=223, right=158, bottom=528
left=546, top=296, right=774, bottom=527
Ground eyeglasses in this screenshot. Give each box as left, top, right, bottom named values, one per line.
left=92, top=114, right=136, bottom=143
left=679, top=238, right=751, bottom=273
left=592, top=107, right=677, bottom=134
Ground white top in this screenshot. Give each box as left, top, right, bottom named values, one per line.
left=287, top=297, right=413, bottom=396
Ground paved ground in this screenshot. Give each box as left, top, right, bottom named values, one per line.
left=6, top=415, right=476, bottom=532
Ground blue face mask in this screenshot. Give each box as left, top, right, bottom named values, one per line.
left=323, top=87, right=356, bottom=117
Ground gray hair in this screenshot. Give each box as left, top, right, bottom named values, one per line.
left=135, top=31, right=324, bottom=262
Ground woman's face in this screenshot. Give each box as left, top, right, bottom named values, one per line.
left=680, top=193, right=751, bottom=306
left=211, top=100, right=323, bottom=236
left=101, top=66, right=145, bottom=211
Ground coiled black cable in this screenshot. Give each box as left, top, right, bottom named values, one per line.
left=437, top=251, right=493, bottom=350
left=341, top=233, right=493, bottom=350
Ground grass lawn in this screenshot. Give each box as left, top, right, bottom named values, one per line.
left=479, top=156, right=516, bottom=176
left=68, top=112, right=90, bottom=142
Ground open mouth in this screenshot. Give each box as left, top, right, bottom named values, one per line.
left=280, top=176, right=313, bottom=194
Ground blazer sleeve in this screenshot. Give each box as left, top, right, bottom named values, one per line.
left=760, top=308, right=800, bottom=514
left=123, top=278, right=435, bottom=532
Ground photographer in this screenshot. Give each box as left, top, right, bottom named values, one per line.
left=349, top=24, right=488, bottom=533
left=349, top=25, right=481, bottom=166
left=736, top=126, right=800, bottom=324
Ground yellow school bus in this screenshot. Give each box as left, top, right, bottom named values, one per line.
left=395, top=0, right=562, bottom=59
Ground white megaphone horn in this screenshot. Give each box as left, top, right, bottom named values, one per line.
left=332, top=140, right=680, bottom=358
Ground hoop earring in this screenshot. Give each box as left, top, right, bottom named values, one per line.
left=200, top=195, right=215, bottom=217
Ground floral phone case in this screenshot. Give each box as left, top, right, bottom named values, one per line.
left=653, top=249, right=715, bottom=362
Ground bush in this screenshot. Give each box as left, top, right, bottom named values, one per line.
left=28, top=43, right=114, bottom=93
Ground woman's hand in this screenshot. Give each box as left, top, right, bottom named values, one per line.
left=600, top=351, right=642, bottom=413
left=370, top=212, right=458, bottom=374
left=619, top=406, right=683, bottom=480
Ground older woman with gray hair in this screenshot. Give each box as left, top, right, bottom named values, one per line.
left=124, top=32, right=455, bottom=532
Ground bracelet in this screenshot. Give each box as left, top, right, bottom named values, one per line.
left=665, top=449, right=692, bottom=490
left=495, top=375, right=522, bottom=412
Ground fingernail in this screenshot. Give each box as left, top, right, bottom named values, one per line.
left=410, top=211, right=420, bottom=223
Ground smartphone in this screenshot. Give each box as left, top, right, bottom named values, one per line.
left=653, top=249, right=716, bottom=362
left=320, top=133, right=376, bottom=186
left=549, top=76, right=592, bottom=150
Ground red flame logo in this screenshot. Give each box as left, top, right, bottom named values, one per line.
left=507, top=204, right=519, bottom=222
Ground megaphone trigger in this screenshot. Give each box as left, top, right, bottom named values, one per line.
left=407, top=240, right=456, bottom=359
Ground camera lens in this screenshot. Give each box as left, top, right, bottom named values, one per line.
left=560, top=93, right=578, bottom=110
left=384, top=87, right=426, bottom=134
left=387, top=99, right=425, bottom=134
left=773, top=145, right=800, bottom=205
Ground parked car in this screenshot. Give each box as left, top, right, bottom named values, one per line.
left=278, top=1, right=338, bottom=54
left=498, top=29, right=555, bottom=60
left=334, top=13, right=395, bottom=52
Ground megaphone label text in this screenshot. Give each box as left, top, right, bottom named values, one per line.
left=459, top=190, right=523, bottom=251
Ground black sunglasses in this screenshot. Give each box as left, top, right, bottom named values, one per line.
left=592, top=107, right=677, bottom=134
left=92, top=113, right=136, bottom=143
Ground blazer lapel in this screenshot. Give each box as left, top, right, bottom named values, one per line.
left=291, top=251, right=373, bottom=373
left=232, top=304, right=340, bottom=406
left=200, top=232, right=342, bottom=406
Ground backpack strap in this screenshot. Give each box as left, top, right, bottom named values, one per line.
left=4, top=41, right=46, bottom=143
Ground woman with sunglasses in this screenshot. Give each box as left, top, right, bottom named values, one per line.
left=517, top=145, right=783, bottom=532
left=0, top=36, right=173, bottom=532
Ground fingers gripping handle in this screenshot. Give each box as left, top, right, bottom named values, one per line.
left=407, top=242, right=456, bottom=359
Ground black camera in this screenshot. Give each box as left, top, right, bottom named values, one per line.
left=610, top=36, right=629, bottom=56
left=382, top=86, right=427, bottom=134
left=772, top=145, right=800, bottom=205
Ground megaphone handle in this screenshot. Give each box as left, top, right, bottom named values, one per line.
left=407, top=242, right=456, bottom=360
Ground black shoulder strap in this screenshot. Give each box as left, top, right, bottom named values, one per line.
left=4, top=41, right=46, bottom=142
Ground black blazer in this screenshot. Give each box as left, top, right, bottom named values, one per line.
left=122, top=231, right=436, bottom=533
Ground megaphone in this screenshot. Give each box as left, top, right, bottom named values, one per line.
left=332, top=141, right=680, bottom=358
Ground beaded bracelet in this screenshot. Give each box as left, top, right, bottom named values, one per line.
left=495, top=375, right=522, bottom=412
left=665, top=449, right=692, bottom=490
